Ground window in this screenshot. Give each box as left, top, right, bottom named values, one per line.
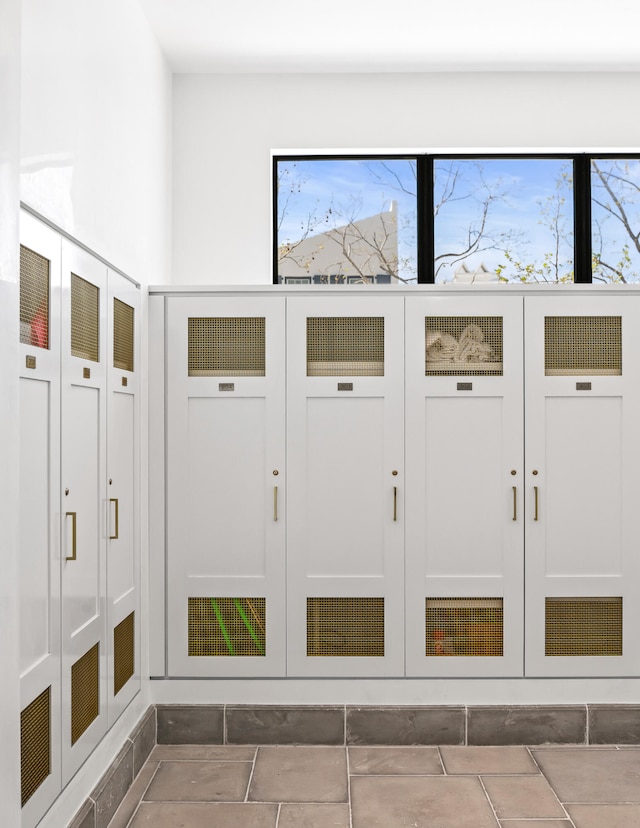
left=273, top=153, right=640, bottom=285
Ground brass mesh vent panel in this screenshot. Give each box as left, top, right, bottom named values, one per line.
left=426, top=598, right=504, bottom=657
left=188, top=317, right=265, bottom=376
left=71, top=643, right=100, bottom=745
left=188, top=598, right=266, bottom=656
left=71, top=273, right=100, bottom=362
left=114, top=612, right=135, bottom=695
left=20, top=245, right=50, bottom=349
left=307, top=317, right=384, bottom=376
left=425, top=317, right=503, bottom=376
left=21, top=687, right=50, bottom=807
left=545, top=597, right=623, bottom=656
left=113, top=298, right=134, bottom=372
left=545, top=316, right=622, bottom=375
left=306, top=597, right=385, bottom=657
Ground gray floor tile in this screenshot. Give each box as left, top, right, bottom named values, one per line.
left=128, top=801, right=278, bottom=827
left=143, top=760, right=252, bottom=802
left=149, top=745, right=256, bottom=761
left=533, top=748, right=640, bottom=803
left=348, top=746, right=443, bottom=775
left=566, top=803, right=640, bottom=827
left=277, top=803, right=351, bottom=827
left=351, top=775, right=499, bottom=827
left=440, top=745, right=539, bottom=774
left=482, top=775, right=567, bottom=819
left=248, top=746, right=348, bottom=803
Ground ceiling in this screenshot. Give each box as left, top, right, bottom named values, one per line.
left=138, top=0, right=640, bottom=74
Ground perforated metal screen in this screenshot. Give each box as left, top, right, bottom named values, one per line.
left=114, top=612, right=135, bottom=695
left=188, top=317, right=266, bottom=376
left=425, top=317, right=503, bottom=376
left=188, top=598, right=266, bottom=656
left=544, top=316, right=622, bottom=375
left=545, top=597, right=623, bottom=656
left=306, top=317, right=384, bottom=376
left=21, top=686, right=50, bottom=807
left=426, top=598, right=504, bottom=657
left=113, top=298, right=134, bottom=372
left=20, top=245, right=50, bottom=349
left=71, top=643, right=100, bottom=745
left=306, top=597, right=385, bottom=657
left=71, top=273, right=100, bottom=362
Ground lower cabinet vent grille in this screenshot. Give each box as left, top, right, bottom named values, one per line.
left=114, top=612, right=135, bottom=695
left=545, top=597, right=623, bottom=656
left=21, top=686, right=51, bottom=807
left=188, top=598, right=266, bottom=656
left=71, top=643, right=100, bottom=745
left=307, top=597, right=385, bottom=657
left=426, top=598, right=504, bottom=657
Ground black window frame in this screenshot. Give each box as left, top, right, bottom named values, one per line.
left=273, top=152, right=640, bottom=285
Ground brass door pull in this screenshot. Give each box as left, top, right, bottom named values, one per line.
left=512, top=486, right=517, bottom=521
left=393, top=487, right=397, bottom=522
left=109, top=498, right=119, bottom=540
left=274, top=486, right=278, bottom=522
left=534, top=486, right=539, bottom=521
left=65, top=512, right=77, bottom=561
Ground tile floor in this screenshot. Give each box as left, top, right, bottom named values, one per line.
left=107, top=743, right=640, bottom=828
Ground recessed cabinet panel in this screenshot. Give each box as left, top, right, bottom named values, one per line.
left=544, top=397, right=622, bottom=577
left=305, top=397, right=385, bottom=578
left=424, top=396, right=505, bottom=578
left=187, top=398, right=267, bottom=577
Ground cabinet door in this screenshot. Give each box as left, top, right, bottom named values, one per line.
left=287, top=296, right=405, bottom=677
left=166, top=297, right=286, bottom=676
left=18, top=213, right=62, bottom=826
left=60, top=241, right=108, bottom=784
left=525, top=295, right=640, bottom=677
left=405, top=296, right=524, bottom=677
left=106, top=271, right=140, bottom=724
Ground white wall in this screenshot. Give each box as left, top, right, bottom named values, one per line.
left=15, top=1, right=172, bottom=824
left=0, top=0, right=23, bottom=818
left=172, top=71, right=640, bottom=285
left=21, top=0, right=172, bottom=288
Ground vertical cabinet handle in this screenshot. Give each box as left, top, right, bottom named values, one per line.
left=534, top=486, right=539, bottom=521
left=65, top=511, right=77, bottom=561
left=273, top=486, right=278, bottom=522
left=393, top=486, right=397, bottom=521
left=109, top=498, right=119, bottom=539
left=512, top=486, right=517, bottom=521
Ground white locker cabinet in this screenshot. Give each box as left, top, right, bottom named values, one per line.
left=286, top=296, right=405, bottom=677
left=60, top=240, right=109, bottom=784
left=524, top=295, right=640, bottom=677
left=405, top=295, right=524, bottom=677
left=106, top=271, right=141, bottom=725
left=166, top=296, right=286, bottom=677
left=18, top=215, right=62, bottom=826
left=18, top=213, right=141, bottom=825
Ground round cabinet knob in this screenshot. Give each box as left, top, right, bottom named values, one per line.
left=273, top=470, right=279, bottom=476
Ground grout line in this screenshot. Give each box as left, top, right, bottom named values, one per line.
left=464, top=705, right=468, bottom=745
left=346, top=744, right=354, bottom=828
left=436, top=746, right=447, bottom=775
left=275, top=802, right=282, bottom=827
left=477, top=775, right=501, bottom=825
left=526, top=746, right=577, bottom=828
left=244, top=745, right=259, bottom=803
left=584, top=704, right=589, bottom=745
